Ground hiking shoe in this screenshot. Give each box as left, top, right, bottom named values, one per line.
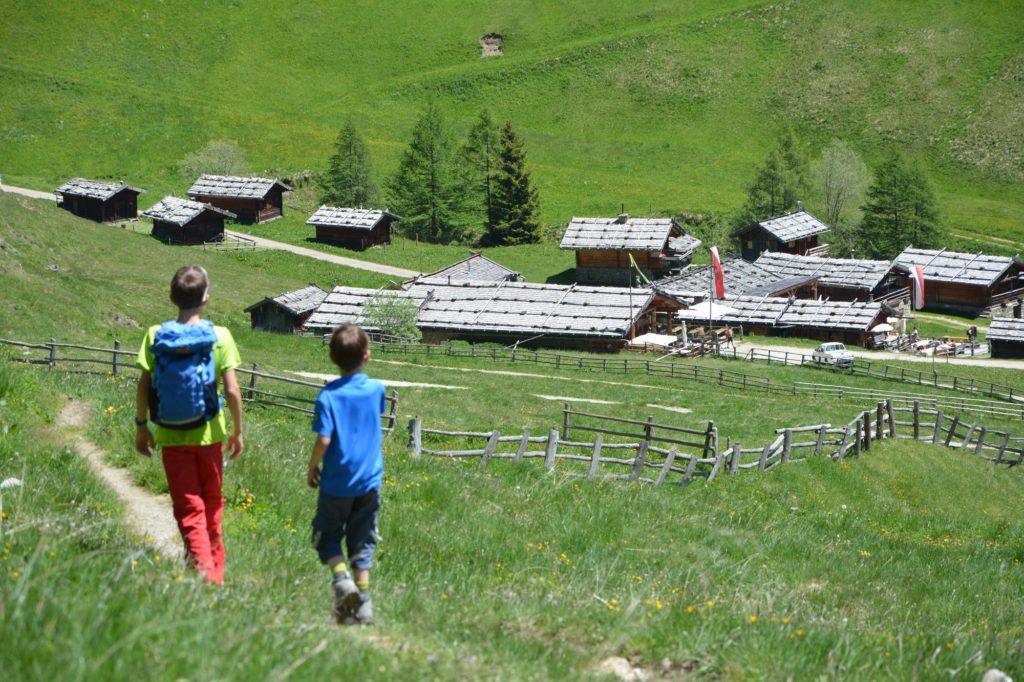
left=331, top=572, right=360, bottom=624
left=352, top=590, right=373, bottom=626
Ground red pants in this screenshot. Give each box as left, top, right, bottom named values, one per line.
left=161, top=443, right=225, bottom=584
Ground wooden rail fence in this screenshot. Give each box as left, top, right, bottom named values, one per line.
left=406, top=398, right=1023, bottom=488
left=0, top=338, right=398, bottom=432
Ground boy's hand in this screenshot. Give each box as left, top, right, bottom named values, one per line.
left=135, top=426, right=156, bottom=458
left=307, top=462, right=321, bottom=489
left=227, top=433, right=244, bottom=460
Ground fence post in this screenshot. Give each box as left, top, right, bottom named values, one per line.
left=479, top=431, right=500, bottom=469
left=545, top=429, right=559, bottom=469
left=730, top=441, right=741, bottom=473
left=912, top=401, right=920, bottom=440
left=876, top=402, right=884, bottom=441
left=387, top=391, right=399, bottom=431
left=944, top=415, right=960, bottom=447
left=247, top=363, right=259, bottom=401
left=630, top=441, right=649, bottom=481
left=562, top=403, right=571, bottom=440
left=588, top=435, right=603, bottom=479
left=837, top=424, right=852, bottom=462
left=112, top=340, right=121, bottom=375
left=974, top=427, right=987, bottom=457
left=932, top=411, right=944, bottom=444
left=48, top=338, right=56, bottom=369
left=515, top=429, right=530, bottom=463
left=682, top=454, right=697, bottom=485
left=644, top=416, right=654, bottom=443
left=758, top=442, right=771, bottom=471
left=961, top=423, right=978, bottom=450
left=701, top=422, right=715, bottom=460
left=863, top=412, right=871, bottom=451
left=814, top=424, right=827, bottom=458
left=995, top=433, right=1010, bottom=464
left=782, top=430, right=793, bottom=463
left=408, top=417, right=422, bottom=458
left=655, top=447, right=677, bottom=486
left=854, top=422, right=862, bottom=459
left=886, top=400, right=896, bottom=438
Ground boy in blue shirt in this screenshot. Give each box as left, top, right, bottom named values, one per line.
left=307, top=324, right=385, bottom=625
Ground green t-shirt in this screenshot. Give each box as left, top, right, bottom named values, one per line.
left=136, top=323, right=241, bottom=447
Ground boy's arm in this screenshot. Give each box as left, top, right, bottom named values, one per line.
left=134, top=371, right=156, bottom=457
left=222, top=368, right=244, bottom=460
left=307, top=435, right=331, bottom=489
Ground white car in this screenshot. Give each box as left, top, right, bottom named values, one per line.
left=812, top=342, right=855, bottom=368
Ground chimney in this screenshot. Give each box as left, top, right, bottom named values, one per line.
left=616, top=213, right=629, bottom=224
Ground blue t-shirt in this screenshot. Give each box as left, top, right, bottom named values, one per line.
left=312, top=373, right=386, bottom=497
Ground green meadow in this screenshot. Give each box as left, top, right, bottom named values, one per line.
left=2, top=172, right=1024, bottom=679
left=1, top=0, right=1023, bottom=249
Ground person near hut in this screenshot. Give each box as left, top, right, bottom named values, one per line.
left=306, top=324, right=385, bottom=626
left=134, top=265, right=245, bottom=585
left=723, top=326, right=735, bottom=349
left=967, top=324, right=978, bottom=344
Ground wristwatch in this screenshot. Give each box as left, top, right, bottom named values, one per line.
left=134, top=417, right=148, bottom=426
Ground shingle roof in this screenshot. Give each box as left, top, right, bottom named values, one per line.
left=244, top=285, right=328, bottom=316
left=55, top=178, right=143, bottom=200
left=560, top=216, right=695, bottom=252
left=306, top=206, right=401, bottom=230
left=894, top=247, right=1024, bottom=287
left=188, top=175, right=292, bottom=199
left=741, top=211, right=830, bottom=242
left=755, top=252, right=898, bottom=291
left=677, top=295, right=883, bottom=332
left=304, top=287, right=422, bottom=334
left=141, top=196, right=236, bottom=226
left=986, top=318, right=1024, bottom=343
left=666, top=233, right=702, bottom=259
left=409, top=279, right=652, bottom=339
left=652, top=257, right=780, bottom=301
left=417, top=253, right=522, bottom=283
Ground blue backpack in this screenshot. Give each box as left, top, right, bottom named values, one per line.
left=148, top=320, right=222, bottom=429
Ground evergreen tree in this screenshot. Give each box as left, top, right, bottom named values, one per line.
left=487, top=120, right=543, bottom=246
left=461, top=109, right=500, bottom=232
left=859, top=153, right=941, bottom=259
left=319, top=120, right=379, bottom=207
left=388, top=103, right=470, bottom=244
left=736, top=130, right=810, bottom=227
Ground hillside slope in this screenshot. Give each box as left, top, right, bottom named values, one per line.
left=1, top=1, right=1022, bottom=240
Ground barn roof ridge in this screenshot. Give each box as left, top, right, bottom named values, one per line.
left=141, top=195, right=237, bottom=226
left=55, top=177, right=145, bottom=201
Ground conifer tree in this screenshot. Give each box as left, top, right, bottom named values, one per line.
left=388, top=103, right=470, bottom=244
left=859, top=153, right=941, bottom=259
left=461, top=109, right=500, bottom=232
left=736, top=129, right=810, bottom=227
left=319, top=119, right=379, bottom=208
left=486, top=120, right=543, bottom=246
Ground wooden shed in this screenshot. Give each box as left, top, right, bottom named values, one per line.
left=560, top=214, right=701, bottom=286
left=410, top=252, right=523, bottom=284
left=54, top=178, right=144, bottom=223
left=987, top=318, right=1024, bottom=359
left=142, top=196, right=236, bottom=245
left=676, top=295, right=888, bottom=347
left=187, top=175, right=292, bottom=224
left=893, top=247, right=1024, bottom=314
left=733, top=211, right=830, bottom=262
left=754, top=252, right=908, bottom=303
left=306, top=206, right=401, bottom=250
left=305, top=279, right=658, bottom=352
left=244, top=285, right=328, bottom=333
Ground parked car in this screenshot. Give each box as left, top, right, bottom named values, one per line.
left=812, top=342, right=855, bottom=368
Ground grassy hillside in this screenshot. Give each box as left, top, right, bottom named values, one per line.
left=1, top=1, right=1023, bottom=245
left=3, top=177, right=1024, bottom=679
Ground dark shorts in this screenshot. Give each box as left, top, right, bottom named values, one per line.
left=310, top=488, right=380, bottom=569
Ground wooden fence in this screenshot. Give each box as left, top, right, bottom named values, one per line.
left=0, top=337, right=398, bottom=432
left=406, top=398, right=1023, bottom=488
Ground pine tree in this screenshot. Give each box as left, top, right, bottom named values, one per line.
left=736, top=130, right=810, bottom=227
left=859, top=153, right=941, bottom=259
left=319, top=120, right=379, bottom=207
left=461, top=109, right=499, bottom=232
left=388, top=103, right=470, bottom=244
left=487, top=121, right=543, bottom=246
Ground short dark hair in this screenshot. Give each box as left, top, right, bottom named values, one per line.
left=329, top=324, right=369, bottom=371
left=170, top=265, right=209, bottom=309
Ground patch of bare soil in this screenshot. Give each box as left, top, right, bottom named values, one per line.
left=58, top=401, right=182, bottom=561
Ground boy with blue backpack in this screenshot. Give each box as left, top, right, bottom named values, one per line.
left=134, top=265, right=244, bottom=584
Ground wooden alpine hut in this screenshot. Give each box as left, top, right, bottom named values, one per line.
left=244, top=284, right=328, bottom=333
left=893, top=247, right=1024, bottom=314
left=753, top=252, right=908, bottom=303
left=54, top=178, right=144, bottom=223
left=142, top=196, right=236, bottom=245
left=560, top=214, right=701, bottom=286
left=987, top=318, right=1024, bottom=359
left=306, top=207, right=401, bottom=250
left=187, top=175, right=291, bottom=224
left=733, top=210, right=830, bottom=262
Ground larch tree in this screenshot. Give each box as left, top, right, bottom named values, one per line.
left=486, top=120, right=543, bottom=246
left=811, top=139, right=870, bottom=256
left=461, top=109, right=500, bottom=234
left=388, top=102, right=470, bottom=244
left=736, top=130, right=810, bottom=228
left=319, top=119, right=379, bottom=208
left=859, top=153, right=942, bottom=259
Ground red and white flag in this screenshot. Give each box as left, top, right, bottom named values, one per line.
left=710, top=246, right=725, bottom=299
left=912, top=264, right=925, bottom=310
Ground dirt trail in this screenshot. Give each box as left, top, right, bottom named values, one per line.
left=58, top=401, right=182, bottom=561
